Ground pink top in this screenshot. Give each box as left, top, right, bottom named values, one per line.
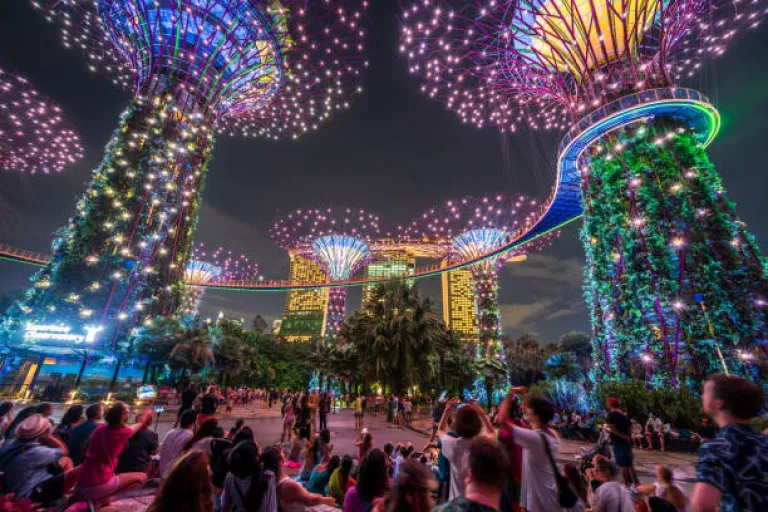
left=77, top=424, right=132, bottom=487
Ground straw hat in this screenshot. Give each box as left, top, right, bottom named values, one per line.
left=15, top=414, right=50, bottom=440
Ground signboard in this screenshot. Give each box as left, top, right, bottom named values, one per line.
left=23, top=323, right=102, bottom=345
left=137, top=385, right=158, bottom=400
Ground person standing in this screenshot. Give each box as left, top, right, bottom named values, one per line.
left=433, top=437, right=507, bottom=512
left=691, top=375, right=767, bottom=512
left=605, top=397, right=639, bottom=486
left=198, top=386, right=218, bottom=427
left=158, top=409, right=197, bottom=478
left=176, top=383, right=197, bottom=427
left=319, top=392, right=329, bottom=431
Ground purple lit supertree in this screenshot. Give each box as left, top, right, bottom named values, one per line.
left=10, top=0, right=368, bottom=350
left=270, top=207, right=380, bottom=338
left=400, top=1, right=767, bottom=386
left=181, top=243, right=259, bottom=318
left=405, top=195, right=558, bottom=360
left=1, top=66, right=83, bottom=174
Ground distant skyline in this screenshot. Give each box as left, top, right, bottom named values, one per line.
left=1, top=2, right=767, bottom=343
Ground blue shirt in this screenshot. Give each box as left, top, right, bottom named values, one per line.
left=695, top=423, right=768, bottom=512
left=306, top=465, right=331, bottom=495
left=0, top=440, right=62, bottom=498
left=68, top=420, right=99, bottom=464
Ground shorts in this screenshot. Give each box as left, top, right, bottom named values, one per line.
left=611, top=442, right=634, bottom=468
left=30, top=473, right=66, bottom=505
left=74, top=475, right=120, bottom=502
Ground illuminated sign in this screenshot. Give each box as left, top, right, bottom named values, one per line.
left=137, top=385, right=158, bottom=400
left=24, top=324, right=102, bottom=344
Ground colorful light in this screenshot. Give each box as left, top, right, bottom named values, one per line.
left=10, top=0, right=368, bottom=346
left=0, top=67, right=83, bottom=174
left=270, top=206, right=380, bottom=337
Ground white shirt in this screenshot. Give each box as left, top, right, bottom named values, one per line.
left=646, top=417, right=662, bottom=432
left=593, top=481, right=634, bottom=512
left=440, top=435, right=472, bottom=500
left=158, top=427, right=193, bottom=478
left=511, top=426, right=561, bottom=512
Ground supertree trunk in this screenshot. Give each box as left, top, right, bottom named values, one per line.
left=19, top=92, right=214, bottom=345
left=471, top=265, right=504, bottom=360
left=325, top=286, right=347, bottom=339
left=582, top=120, right=767, bottom=388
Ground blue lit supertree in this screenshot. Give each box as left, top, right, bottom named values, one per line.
left=270, top=207, right=380, bottom=338
left=405, top=195, right=558, bottom=359
left=181, top=243, right=258, bottom=318
left=9, top=1, right=368, bottom=348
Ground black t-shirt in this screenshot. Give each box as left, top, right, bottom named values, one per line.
left=201, top=394, right=218, bottom=414
left=433, top=402, right=446, bottom=423
left=181, top=390, right=197, bottom=409
left=607, top=411, right=631, bottom=446
left=116, top=428, right=158, bottom=474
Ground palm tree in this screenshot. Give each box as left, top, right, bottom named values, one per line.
left=170, top=326, right=214, bottom=382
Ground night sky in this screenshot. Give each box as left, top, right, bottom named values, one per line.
left=1, top=2, right=767, bottom=343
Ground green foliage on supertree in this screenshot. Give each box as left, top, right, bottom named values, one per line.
left=582, top=120, right=767, bottom=388
left=11, top=94, right=214, bottom=346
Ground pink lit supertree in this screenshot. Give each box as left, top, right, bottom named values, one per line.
left=1, top=66, right=83, bottom=174
left=270, top=207, right=380, bottom=338
left=400, top=1, right=767, bottom=386
left=404, top=195, right=558, bottom=360
left=11, top=0, right=369, bottom=351
left=181, top=243, right=259, bottom=318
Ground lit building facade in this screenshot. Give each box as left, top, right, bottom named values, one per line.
left=280, top=254, right=329, bottom=342
left=441, top=265, right=479, bottom=343
left=362, top=253, right=416, bottom=307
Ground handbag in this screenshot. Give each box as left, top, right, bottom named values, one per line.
left=538, top=432, right=578, bottom=508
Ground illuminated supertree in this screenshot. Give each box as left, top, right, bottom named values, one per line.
left=1, top=66, right=83, bottom=174
left=11, top=1, right=368, bottom=346
left=181, top=243, right=259, bottom=318
left=401, top=1, right=767, bottom=386
left=405, top=195, right=557, bottom=360
left=270, top=207, right=380, bottom=337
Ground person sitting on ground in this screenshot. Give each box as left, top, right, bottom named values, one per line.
left=637, top=465, right=687, bottom=512
left=116, top=410, right=159, bottom=475
left=212, top=427, right=255, bottom=491
left=356, top=431, right=374, bottom=462
left=73, top=402, right=153, bottom=506
left=306, top=454, right=341, bottom=495
left=563, top=463, right=588, bottom=512
left=433, top=437, right=508, bottom=512
left=379, top=459, right=435, bottom=512
left=0, top=414, right=78, bottom=506
left=54, top=405, right=84, bottom=445
left=5, top=402, right=53, bottom=440
left=228, top=419, right=245, bottom=440
left=183, top=418, right=219, bottom=459
left=691, top=374, right=767, bottom=512
left=68, top=404, right=103, bottom=466
left=220, top=441, right=277, bottom=512
left=286, top=427, right=308, bottom=469
left=343, top=448, right=389, bottom=512
left=317, top=428, right=333, bottom=464
left=158, top=409, right=197, bottom=479
left=296, top=435, right=320, bottom=484
left=328, top=455, right=356, bottom=506
left=436, top=399, right=494, bottom=500
left=587, top=455, right=634, bottom=512
left=147, top=450, right=214, bottom=512
left=261, top=446, right=336, bottom=511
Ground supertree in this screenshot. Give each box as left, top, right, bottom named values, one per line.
left=11, top=0, right=368, bottom=346
left=405, top=195, right=557, bottom=360
left=400, top=1, right=767, bottom=386
left=181, top=243, right=259, bottom=318
left=1, top=66, right=83, bottom=174
left=270, top=207, right=380, bottom=337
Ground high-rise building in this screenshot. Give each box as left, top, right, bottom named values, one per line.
left=280, top=254, right=329, bottom=342
left=361, top=253, right=416, bottom=308
left=442, top=265, right=478, bottom=343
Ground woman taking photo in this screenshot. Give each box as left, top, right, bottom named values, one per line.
left=261, top=447, right=336, bottom=511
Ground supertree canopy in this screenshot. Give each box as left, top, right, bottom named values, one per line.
left=181, top=243, right=258, bottom=318
left=401, top=1, right=768, bottom=387
left=405, top=195, right=558, bottom=360
left=9, top=0, right=368, bottom=348
left=270, top=207, right=380, bottom=337
left=0, top=66, right=84, bottom=174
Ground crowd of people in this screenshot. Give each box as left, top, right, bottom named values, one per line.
left=0, top=374, right=764, bottom=512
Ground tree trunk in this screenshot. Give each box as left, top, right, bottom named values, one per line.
left=142, top=361, right=151, bottom=384
left=109, top=359, right=122, bottom=392
left=74, top=352, right=89, bottom=389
